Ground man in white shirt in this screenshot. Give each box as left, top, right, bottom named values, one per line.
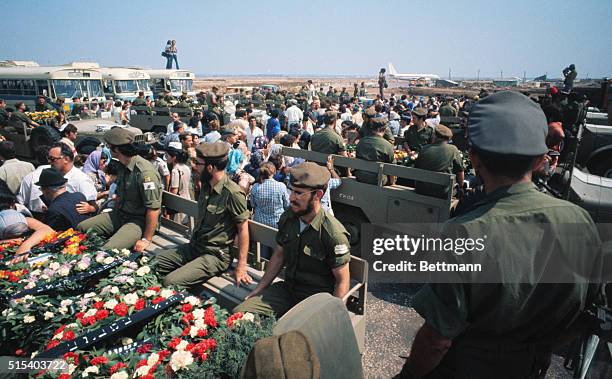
left=245, top=115, right=264, bottom=150
left=0, top=141, right=35, bottom=194
left=166, top=112, right=181, bottom=136
left=23, top=143, right=98, bottom=213
left=285, top=99, right=303, bottom=129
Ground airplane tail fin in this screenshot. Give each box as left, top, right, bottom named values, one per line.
left=388, top=62, right=398, bottom=76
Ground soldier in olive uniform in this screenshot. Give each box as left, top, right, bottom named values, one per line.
left=77, top=128, right=162, bottom=251
left=155, top=93, right=170, bottom=108
left=354, top=118, right=395, bottom=185
left=359, top=106, right=395, bottom=144
left=398, top=91, right=603, bottom=379
left=309, top=111, right=347, bottom=156
left=234, top=162, right=351, bottom=317
left=131, top=91, right=147, bottom=106
left=0, top=99, right=9, bottom=126
left=174, top=95, right=190, bottom=108
left=438, top=99, right=458, bottom=117
left=10, top=102, right=39, bottom=129
left=34, top=95, right=55, bottom=112
left=154, top=142, right=252, bottom=288
left=403, top=107, right=433, bottom=153
left=414, top=124, right=464, bottom=198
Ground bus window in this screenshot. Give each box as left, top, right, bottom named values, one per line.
left=52, top=79, right=85, bottom=99
left=151, top=78, right=165, bottom=93
left=170, top=79, right=193, bottom=93
left=22, top=80, right=36, bottom=96
left=36, top=80, right=50, bottom=96
left=2, top=80, right=22, bottom=95
left=137, top=79, right=150, bottom=92
left=88, top=80, right=103, bottom=98
left=115, top=80, right=138, bottom=94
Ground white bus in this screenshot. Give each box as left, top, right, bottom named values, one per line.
left=144, top=69, right=195, bottom=99
left=98, top=68, right=153, bottom=101
left=0, top=65, right=105, bottom=111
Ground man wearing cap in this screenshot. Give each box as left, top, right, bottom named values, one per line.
left=175, top=95, right=190, bottom=108
left=398, top=91, right=602, bottom=379
left=35, top=95, right=54, bottom=112
left=309, top=111, right=347, bottom=157
left=414, top=124, right=464, bottom=198
left=36, top=167, right=91, bottom=230
left=77, top=128, right=162, bottom=251
left=439, top=98, right=458, bottom=117
left=403, top=107, right=433, bottom=153
left=155, top=92, right=170, bottom=108
left=354, top=118, right=395, bottom=185
left=154, top=141, right=251, bottom=288
left=359, top=106, right=395, bottom=144
left=234, top=162, right=351, bottom=317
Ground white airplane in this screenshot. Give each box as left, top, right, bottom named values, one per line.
left=386, top=62, right=440, bottom=81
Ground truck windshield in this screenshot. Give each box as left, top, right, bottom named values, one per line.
left=87, top=80, right=104, bottom=98
left=52, top=79, right=88, bottom=99
left=137, top=79, right=150, bottom=92
left=115, top=80, right=138, bottom=94
left=169, top=79, right=192, bottom=92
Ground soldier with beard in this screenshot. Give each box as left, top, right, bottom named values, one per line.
left=154, top=142, right=252, bottom=288
left=234, top=162, right=351, bottom=317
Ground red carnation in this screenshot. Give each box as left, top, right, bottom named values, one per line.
left=204, top=307, right=217, bottom=328
left=110, top=362, right=127, bottom=374
left=167, top=337, right=182, bottom=350
left=93, top=301, right=105, bottom=310
left=135, top=358, right=148, bottom=369
left=63, top=352, right=79, bottom=365
left=147, top=286, right=161, bottom=292
left=62, top=330, right=76, bottom=341
left=15, top=349, right=24, bottom=356
left=158, top=349, right=171, bottom=360
left=75, top=312, right=85, bottom=320
left=59, top=374, right=71, bottom=379
left=197, top=328, right=207, bottom=337
left=186, top=343, right=195, bottom=352
left=78, top=245, right=87, bottom=251
left=113, top=303, right=129, bottom=317
left=200, top=352, right=208, bottom=361
left=46, top=340, right=60, bottom=351
left=152, top=296, right=165, bottom=305
left=55, top=325, right=67, bottom=335
left=181, top=303, right=193, bottom=313
left=90, top=356, right=108, bottom=366
left=134, top=298, right=146, bottom=311
left=136, top=343, right=153, bottom=354
left=182, top=327, right=191, bottom=336
left=95, top=309, right=109, bottom=321
left=142, top=375, right=155, bottom=379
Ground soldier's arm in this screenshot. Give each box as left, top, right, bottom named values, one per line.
left=14, top=218, right=54, bottom=257
left=399, top=323, right=452, bottom=379
left=234, top=220, right=253, bottom=286
left=332, top=263, right=350, bottom=299
left=246, top=245, right=285, bottom=298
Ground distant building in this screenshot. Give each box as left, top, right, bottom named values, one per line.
left=493, top=77, right=521, bottom=87
left=436, top=79, right=459, bottom=88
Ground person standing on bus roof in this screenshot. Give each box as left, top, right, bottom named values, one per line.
left=170, top=40, right=179, bottom=69
left=164, top=40, right=172, bottom=69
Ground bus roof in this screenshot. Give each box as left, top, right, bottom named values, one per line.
left=0, top=66, right=103, bottom=80
left=143, top=69, right=195, bottom=80
left=97, top=68, right=150, bottom=80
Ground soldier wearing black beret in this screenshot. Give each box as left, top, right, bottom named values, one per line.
left=403, top=107, right=434, bottom=153
left=155, top=141, right=252, bottom=288
left=234, top=162, right=351, bottom=317
left=354, top=117, right=396, bottom=186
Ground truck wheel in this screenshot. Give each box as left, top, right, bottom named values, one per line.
left=333, top=204, right=369, bottom=257
left=30, top=125, right=61, bottom=152
left=587, top=152, right=612, bottom=178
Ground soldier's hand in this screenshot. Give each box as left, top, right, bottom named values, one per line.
left=234, top=265, right=253, bottom=287
left=76, top=202, right=95, bottom=214
left=9, top=253, right=29, bottom=265
left=133, top=239, right=151, bottom=253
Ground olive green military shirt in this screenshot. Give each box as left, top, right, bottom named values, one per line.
left=413, top=182, right=602, bottom=344
left=276, top=208, right=351, bottom=296
left=439, top=104, right=458, bottom=117
left=359, top=124, right=395, bottom=145
left=174, top=100, right=190, bottom=108
left=131, top=97, right=147, bottom=106
left=0, top=108, right=9, bottom=125
left=403, top=125, right=434, bottom=152
left=34, top=103, right=55, bottom=112
left=115, top=155, right=162, bottom=217
left=10, top=111, right=35, bottom=126
left=354, top=135, right=395, bottom=185
left=415, top=142, right=463, bottom=174
left=155, top=98, right=169, bottom=107
left=191, top=175, right=250, bottom=255
left=310, top=127, right=346, bottom=155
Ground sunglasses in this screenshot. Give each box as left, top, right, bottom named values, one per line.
left=47, top=155, right=63, bottom=162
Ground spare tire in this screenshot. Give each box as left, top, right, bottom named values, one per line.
left=29, top=125, right=61, bottom=152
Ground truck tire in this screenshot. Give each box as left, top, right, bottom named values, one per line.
left=332, top=204, right=369, bottom=257
left=29, top=125, right=60, bottom=152
left=587, top=152, right=612, bottom=178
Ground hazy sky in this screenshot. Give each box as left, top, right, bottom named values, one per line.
left=3, top=0, right=611, bottom=78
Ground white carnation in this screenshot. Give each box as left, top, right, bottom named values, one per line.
left=30, top=269, right=41, bottom=276
left=192, top=308, right=205, bottom=320
left=24, top=282, right=36, bottom=289
left=121, top=337, right=133, bottom=346
left=110, top=286, right=119, bottom=294
left=170, top=350, right=194, bottom=372
left=40, top=274, right=50, bottom=280
left=140, top=256, right=149, bottom=264
left=121, top=248, right=131, bottom=256
left=144, top=290, right=156, bottom=298
left=147, top=352, right=160, bottom=366
left=58, top=267, right=70, bottom=276
left=43, top=311, right=54, bottom=320
left=160, top=289, right=174, bottom=298
left=82, top=365, right=99, bottom=377
left=104, top=299, right=118, bottom=310
left=84, top=308, right=97, bottom=317
left=49, top=262, right=60, bottom=270
left=184, top=296, right=201, bottom=306
left=77, top=262, right=89, bottom=270
left=59, top=307, right=68, bottom=315
left=243, top=312, right=255, bottom=322
left=61, top=299, right=73, bottom=307
left=176, top=340, right=189, bottom=351
left=134, top=365, right=150, bottom=377
left=103, top=256, right=115, bottom=265
left=123, top=293, right=139, bottom=306
left=23, top=315, right=35, bottom=323
left=84, top=292, right=96, bottom=299
left=126, top=277, right=135, bottom=286
left=136, top=265, right=151, bottom=276
left=110, top=372, right=129, bottom=379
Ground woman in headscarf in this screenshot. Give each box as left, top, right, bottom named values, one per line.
left=82, top=149, right=111, bottom=194
left=244, top=136, right=269, bottom=181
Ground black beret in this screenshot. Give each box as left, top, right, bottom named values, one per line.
left=434, top=124, right=453, bottom=139
left=468, top=91, right=548, bottom=156
left=289, top=162, right=330, bottom=189
left=104, top=127, right=135, bottom=146
left=195, top=141, right=229, bottom=159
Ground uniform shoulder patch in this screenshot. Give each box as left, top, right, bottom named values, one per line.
left=334, top=244, right=349, bottom=256
left=143, top=182, right=156, bottom=190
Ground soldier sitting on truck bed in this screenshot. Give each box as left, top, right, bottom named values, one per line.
left=354, top=117, right=395, bottom=186
left=309, top=111, right=347, bottom=157
left=0, top=99, right=9, bottom=126
left=358, top=106, right=395, bottom=144
left=234, top=162, right=351, bottom=317
left=403, top=107, right=433, bottom=153
left=10, top=102, right=39, bottom=130
left=35, top=95, right=55, bottom=112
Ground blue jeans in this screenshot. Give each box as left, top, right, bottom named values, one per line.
left=172, top=54, right=179, bottom=69
left=165, top=55, right=172, bottom=69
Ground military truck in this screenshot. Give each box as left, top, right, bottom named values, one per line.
left=129, top=106, right=195, bottom=136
